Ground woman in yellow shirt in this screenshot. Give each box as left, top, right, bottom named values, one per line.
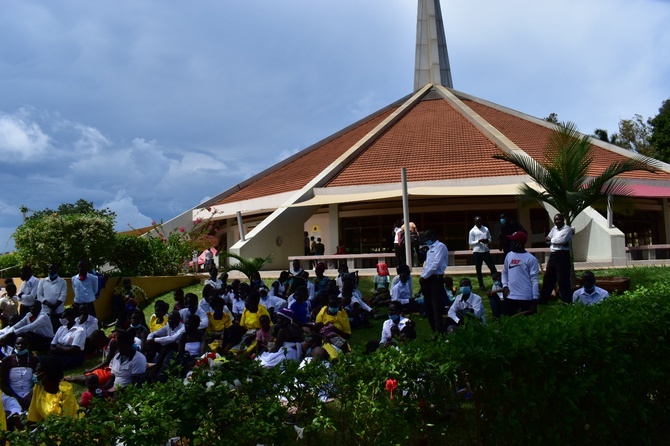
left=27, top=356, right=79, bottom=427
left=149, top=300, right=170, bottom=332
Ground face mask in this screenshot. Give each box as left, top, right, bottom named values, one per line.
left=328, top=306, right=339, bottom=314
left=460, top=286, right=471, bottom=295
left=389, top=314, right=400, bottom=323
left=425, top=239, right=434, bottom=247
left=584, top=285, right=595, bottom=293
left=14, top=348, right=29, bottom=356
left=500, top=218, right=506, bottom=225
left=59, top=318, right=69, bottom=326
left=48, top=273, right=58, bottom=280
left=130, top=323, right=141, bottom=329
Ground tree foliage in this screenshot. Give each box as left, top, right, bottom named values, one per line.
left=544, top=112, right=559, bottom=124
left=649, top=98, right=670, bottom=162
left=109, top=234, right=152, bottom=276
left=13, top=202, right=116, bottom=276
left=493, top=122, right=660, bottom=225
left=219, top=251, right=273, bottom=280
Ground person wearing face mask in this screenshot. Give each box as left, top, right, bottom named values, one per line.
left=446, top=279, right=485, bottom=330
left=17, top=266, right=39, bottom=318
left=380, top=301, right=416, bottom=347
left=26, top=355, right=79, bottom=428
left=501, top=231, right=540, bottom=317
left=497, top=213, right=526, bottom=255
left=37, top=263, right=67, bottom=333
left=418, top=229, right=449, bottom=336
left=50, top=307, right=86, bottom=370
left=314, top=295, right=351, bottom=352
left=572, top=271, right=609, bottom=305
left=0, top=300, right=54, bottom=353
left=1, top=336, right=39, bottom=412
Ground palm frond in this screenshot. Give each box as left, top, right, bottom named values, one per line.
left=219, top=251, right=274, bottom=280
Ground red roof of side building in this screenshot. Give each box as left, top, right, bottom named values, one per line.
left=464, top=99, right=669, bottom=181
left=326, top=96, right=522, bottom=187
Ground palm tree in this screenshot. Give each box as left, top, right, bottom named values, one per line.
left=493, top=122, right=660, bottom=226
left=219, top=251, right=273, bottom=280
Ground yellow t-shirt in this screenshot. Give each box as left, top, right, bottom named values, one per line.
left=27, top=382, right=79, bottom=423
left=239, top=305, right=271, bottom=330
left=207, top=312, right=232, bottom=332
left=149, top=314, right=169, bottom=333
left=0, top=391, right=5, bottom=431
left=316, top=307, right=351, bottom=335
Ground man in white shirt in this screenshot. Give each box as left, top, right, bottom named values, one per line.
left=572, top=271, right=610, bottom=305
left=17, top=266, right=39, bottom=317
left=179, top=294, right=209, bottom=331
left=539, top=213, right=574, bottom=304
left=469, top=216, right=498, bottom=291
left=104, top=330, right=147, bottom=389
left=502, top=231, right=540, bottom=316
left=38, top=263, right=67, bottom=332
left=446, top=278, right=485, bottom=329
left=0, top=300, right=54, bottom=351
left=380, top=301, right=416, bottom=346
left=419, top=229, right=449, bottom=336
left=145, top=311, right=185, bottom=378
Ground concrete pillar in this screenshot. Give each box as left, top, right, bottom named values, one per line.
left=329, top=204, right=339, bottom=255
left=663, top=198, right=670, bottom=244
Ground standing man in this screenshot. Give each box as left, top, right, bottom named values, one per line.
left=304, top=231, right=311, bottom=256
left=539, top=213, right=573, bottom=304
left=17, top=266, right=39, bottom=317
left=419, top=229, right=449, bottom=336
left=37, top=264, right=67, bottom=333
left=498, top=212, right=526, bottom=255
left=501, top=231, right=540, bottom=316
left=72, top=260, right=99, bottom=317
left=203, top=248, right=214, bottom=272
left=469, top=216, right=497, bottom=290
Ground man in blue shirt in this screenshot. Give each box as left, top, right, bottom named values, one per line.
left=72, top=260, right=99, bottom=317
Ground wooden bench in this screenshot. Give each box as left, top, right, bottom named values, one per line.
left=626, top=244, right=670, bottom=261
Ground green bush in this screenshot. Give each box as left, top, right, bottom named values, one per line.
left=109, top=234, right=152, bottom=276
left=0, top=252, right=21, bottom=277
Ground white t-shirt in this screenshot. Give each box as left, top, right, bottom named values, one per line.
left=502, top=251, right=540, bottom=301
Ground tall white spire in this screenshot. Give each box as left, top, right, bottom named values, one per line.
left=414, top=0, right=453, bottom=90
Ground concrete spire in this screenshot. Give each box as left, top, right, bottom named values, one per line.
left=414, top=0, right=453, bottom=90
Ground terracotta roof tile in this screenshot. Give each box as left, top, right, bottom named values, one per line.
left=326, top=98, right=521, bottom=187
left=465, top=100, right=669, bottom=181
left=216, top=108, right=396, bottom=205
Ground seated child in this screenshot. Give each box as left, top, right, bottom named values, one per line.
left=0, top=283, right=18, bottom=327
left=341, top=283, right=371, bottom=329
left=149, top=300, right=169, bottom=333
left=487, top=272, right=504, bottom=320
left=390, top=265, right=421, bottom=313
left=366, top=301, right=416, bottom=353
left=79, top=374, right=109, bottom=409
left=371, top=262, right=391, bottom=307
left=255, top=314, right=275, bottom=354
left=288, top=286, right=310, bottom=325
left=444, top=276, right=456, bottom=309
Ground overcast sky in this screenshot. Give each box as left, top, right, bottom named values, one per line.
left=1, top=0, right=669, bottom=253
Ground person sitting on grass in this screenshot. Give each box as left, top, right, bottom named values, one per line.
left=175, top=315, right=207, bottom=376
left=127, top=310, right=150, bottom=350
left=259, top=286, right=286, bottom=323
left=172, top=288, right=186, bottom=312
left=79, top=374, right=109, bottom=410
left=341, top=283, right=369, bottom=329
left=179, top=293, right=209, bottom=331
left=257, top=309, right=304, bottom=369
left=487, top=272, right=504, bottom=320
left=0, top=300, right=54, bottom=354
left=1, top=335, right=39, bottom=412
left=314, top=295, right=351, bottom=352
left=231, top=289, right=246, bottom=321
left=443, top=276, right=456, bottom=309
left=572, top=270, right=610, bottom=305
left=0, top=282, right=18, bottom=328
left=390, top=264, right=422, bottom=313
left=229, top=291, right=273, bottom=352
left=255, top=314, right=275, bottom=354
left=366, top=301, right=416, bottom=353
left=149, top=300, right=170, bottom=333
left=102, top=330, right=147, bottom=391
left=446, top=278, right=485, bottom=331
left=288, top=286, right=311, bottom=325
left=27, top=355, right=79, bottom=428
left=144, top=311, right=185, bottom=376
left=269, top=271, right=290, bottom=299
left=50, top=307, right=87, bottom=370
left=313, top=263, right=329, bottom=296
left=371, top=262, right=391, bottom=307
left=75, top=304, right=100, bottom=355
left=207, top=296, right=233, bottom=344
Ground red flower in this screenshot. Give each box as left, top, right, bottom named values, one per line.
left=385, top=379, right=398, bottom=400
left=179, top=226, right=186, bottom=233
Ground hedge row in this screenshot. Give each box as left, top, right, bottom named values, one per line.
left=7, top=283, right=670, bottom=445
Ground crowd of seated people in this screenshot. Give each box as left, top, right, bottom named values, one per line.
left=0, top=260, right=428, bottom=432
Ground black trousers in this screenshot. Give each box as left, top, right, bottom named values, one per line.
left=421, top=275, right=446, bottom=334
left=473, top=251, right=497, bottom=288
left=539, top=250, right=572, bottom=304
